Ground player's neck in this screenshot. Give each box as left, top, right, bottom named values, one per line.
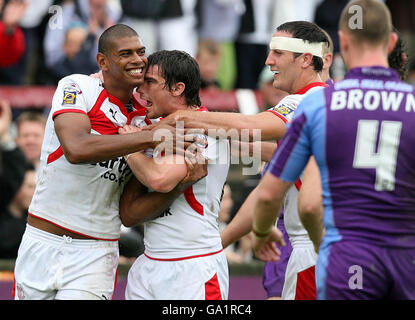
left=291, top=71, right=323, bottom=94
left=346, top=49, right=389, bottom=70
left=103, top=80, right=135, bottom=104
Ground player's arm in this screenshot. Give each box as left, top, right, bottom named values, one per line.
left=120, top=161, right=207, bottom=226
left=298, top=157, right=325, bottom=253
left=220, top=186, right=259, bottom=249
left=54, top=112, right=157, bottom=164
left=144, top=110, right=286, bottom=141
left=119, top=177, right=182, bottom=226
left=126, top=152, right=188, bottom=193
left=252, top=172, right=291, bottom=261
left=232, top=140, right=277, bottom=162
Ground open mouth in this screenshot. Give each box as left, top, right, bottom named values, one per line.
left=126, top=68, right=144, bottom=78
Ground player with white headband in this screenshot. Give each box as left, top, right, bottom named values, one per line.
left=145, top=21, right=331, bottom=300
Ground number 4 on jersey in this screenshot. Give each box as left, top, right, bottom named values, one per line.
left=353, top=120, right=402, bottom=191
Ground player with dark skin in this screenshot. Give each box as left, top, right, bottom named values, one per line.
left=28, top=25, right=200, bottom=239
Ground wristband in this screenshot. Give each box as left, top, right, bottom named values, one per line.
left=252, top=227, right=271, bottom=238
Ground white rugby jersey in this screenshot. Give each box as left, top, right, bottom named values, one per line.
left=267, top=83, right=327, bottom=247
left=29, top=74, right=149, bottom=240
left=143, top=108, right=231, bottom=260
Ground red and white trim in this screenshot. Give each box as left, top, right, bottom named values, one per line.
left=144, top=248, right=223, bottom=262
left=205, top=273, right=222, bottom=300
left=28, top=213, right=119, bottom=241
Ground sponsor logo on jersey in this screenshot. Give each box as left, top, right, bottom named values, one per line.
left=62, top=90, right=77, bottom=105
left=270, top=103, right=296, bottom=118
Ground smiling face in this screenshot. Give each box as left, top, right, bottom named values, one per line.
left=138, top=64, right=173, bottom=119
left=265, top=32, right=302, bottom=94
left=99, top=36, right=147, bottom=89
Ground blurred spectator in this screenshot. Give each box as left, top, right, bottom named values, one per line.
left=196, top=38, right=222, bottom=90
left=15, top=111, right=46, bottom=171
left=388, top=28, right=409, bottom=81
left=386, top=0, right=415, bottom=68
left=219, top=184, right=254, bottom=263
left=158, top=0, right=200, bottom=57
left=314, top=0, right=348, bottom=81
left=0, top=163, right=35, bottom=259
left=198, top=0, right=244, bottom=90
left=120, top=0, right=162, bottom=55
left=0, top=100, right=27, bottom=225
left=272, top=0, right=322, bottom=27
left=0, top=0, right=28, bottom=82
left=314, top=0, right=347, bottom=55
left=234, top=0, right=273, bottom=89
left=257, top=66, right=288, bottom=111
left=118, top=224, right=144, bottom=264
left=43, top=0, right=122, bottom=78
left=49, top=22, right=99, bottom=82
left=16, top=0, right=54, bottom=84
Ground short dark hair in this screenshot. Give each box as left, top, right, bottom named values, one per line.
left=388, top=28, right=408, bottom=80
left=276, top=21, right=329, bottom=72
left=98, top=24, right=138, bottom=55
left=147, top=50, right=202, bottom=107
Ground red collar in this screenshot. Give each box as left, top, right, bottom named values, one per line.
left=196, top=106, right=208, bottom=112
left=294, top=82, right=328, bottom=95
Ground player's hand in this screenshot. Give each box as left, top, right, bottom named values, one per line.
left=176, top=153, right=207, bottom=193
left=253, top=227, right=285, bottom=262
left=90, top=70, right=104, bottom=83
left=142, top=110, right=198, bottom=132
left=118, top=124, right=141, bottom=135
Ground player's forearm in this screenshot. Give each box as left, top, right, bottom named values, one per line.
left=127, top=153, right=187, bottom=193
left=120, top=180, right=183, bottom=227
left=299, top=207, right=324, bottom=252
left=253, top=196, right=281, bottom=237
left=64, top=131, right=155, bottom=164
left=221, top=187, right=258, bottom=248
left=178, top=111, right=269, bottom=141
left=252, top=174, right=289, bottom=236
left=257, top=142, right=277, bottom=162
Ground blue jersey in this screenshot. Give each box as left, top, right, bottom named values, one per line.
left=267, top=66, right=415, bottom=249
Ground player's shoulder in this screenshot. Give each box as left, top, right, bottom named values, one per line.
left=58, top=74, right=101, bottom=92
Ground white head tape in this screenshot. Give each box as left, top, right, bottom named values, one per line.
left=269, top=37, right=324, bottom=58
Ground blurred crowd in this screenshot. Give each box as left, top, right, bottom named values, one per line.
left=1, top=0, right=415, bottom=263
left=0, top=0, right=412, bottom=89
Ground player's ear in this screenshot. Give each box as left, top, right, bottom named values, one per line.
left=97, top=53, right=109, bottom=72
left=171, top=82, right=185, bottom=97
left=338, top=30, right=348, bottom=54
left=388, top=32, right=398, bottom=55
left=323, top=52, right=333, bottom=70
left=302, top=53, right=314, bottom=68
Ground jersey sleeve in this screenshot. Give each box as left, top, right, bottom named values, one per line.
left=266, top=96, right=299, bottom=123
left=51, top=75, right=91, bottom=120
left=266, top=90, right=326, bottom=182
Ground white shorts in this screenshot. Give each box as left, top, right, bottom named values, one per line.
left=125, top=250, right=229, bottom=300
left=13, top=224, right=119, bottom=300
left=282, top=244, right=318, bottom=300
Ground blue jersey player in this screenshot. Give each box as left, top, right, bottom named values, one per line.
left=252, top=0, right=415, bottom=299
